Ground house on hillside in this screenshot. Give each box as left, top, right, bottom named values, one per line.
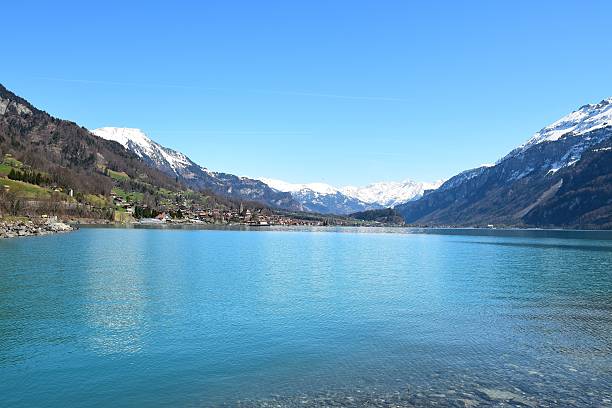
left=155, top=212, right=172, bottom=222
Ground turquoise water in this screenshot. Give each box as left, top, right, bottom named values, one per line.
left=1, top=227, right=611, bottom=407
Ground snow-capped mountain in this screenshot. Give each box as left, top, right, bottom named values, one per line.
left=260, top=177, right=442, bottom=214
left=341, top=180, right=443, bottom=207
left=261, top=179, right=340, bottom=196
left=504, top=97, right=612, bottom=173
left=395, top=97, right=612, bottom=228
left=92, top=127, right=192, bottom=175
left=436, top=165, right=492, bottom=192
left=259, top=178, right=377, bottom=214
left=91, top=127, right=440, bottom=215
left=516, top=98, right=612, bottom=153
left=91, top=127, right=300, bottom=210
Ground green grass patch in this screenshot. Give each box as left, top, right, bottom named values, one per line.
left=84, top=194, right=109, bottom=208
left=129, top=191, right=144, bottom=202
left=0, top=164, right=13, bottom=176
left=111, top=186, right=127, bottom=197
left=112, top=187, right=144, bottom=203
left=0, top=156, right=25, bottom=176
left=2, top=156, right=23, bottom=168
left=108, top=169, right=130, bottom=181
left=157, top=188, right=174, bottom=196
left=0, top=215, right=30, bottom=223
left=1, top=178, right=51, bottom=198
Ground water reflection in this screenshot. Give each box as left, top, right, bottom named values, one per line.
left=82, top=230, right=148, bottom=355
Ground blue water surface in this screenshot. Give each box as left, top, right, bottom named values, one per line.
left=1, top=227, right=611, bottom=407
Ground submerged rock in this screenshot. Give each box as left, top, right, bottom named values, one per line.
left=477, top=388, right=535, bottom=407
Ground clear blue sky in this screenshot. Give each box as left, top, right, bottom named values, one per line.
left=2, top=0, right=611, bottom=185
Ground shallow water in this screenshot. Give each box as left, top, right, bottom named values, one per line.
left=1, top=227, right=611, bottom=407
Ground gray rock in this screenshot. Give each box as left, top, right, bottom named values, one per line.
left=0, top=219, right=73, bottom=239
left=477, top=388, right=536, bottom=407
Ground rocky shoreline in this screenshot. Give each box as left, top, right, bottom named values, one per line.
left=0, top=219, right=74, bottom=238
left=217, top=383, right=596, bottom=407
left=219, top=388, right=537, bottom=408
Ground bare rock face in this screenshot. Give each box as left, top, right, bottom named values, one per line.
left=0, top=97, right=32, bottom=116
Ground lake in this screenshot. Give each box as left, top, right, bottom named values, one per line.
left=1, top=227, right=611, bottom=407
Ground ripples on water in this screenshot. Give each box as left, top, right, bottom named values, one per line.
left=0, top=227, right=611, bottom=407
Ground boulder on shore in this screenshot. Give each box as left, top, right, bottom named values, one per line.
left=0, top=219, right=73, bottom=239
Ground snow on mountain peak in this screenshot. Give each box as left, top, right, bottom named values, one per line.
left=519, top=97, right=612, bottom=152
left=260, top=177, right=443, bottom=208
left=259, top=178, right=339, bottom=195
left=497, top=97, right=612, bottom=175
left=341, top=179, right=443, bottom=207
left=92, top=127, right=191, bottom=173
left=92, top=127, right=153, bottom=157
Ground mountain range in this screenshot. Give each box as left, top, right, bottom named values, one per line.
left=0, top=83, right=256, bottom=221
left=92, top=127, right=440, bottom=214
left=0, top=85, right=179, bottom=198
left=259, top=177, right=442, bottom=214
left=395, top=98, right=612, bottom=228
left=2, top=82, right=611, bottom=228
left=91, top=127, right=301, bottom=211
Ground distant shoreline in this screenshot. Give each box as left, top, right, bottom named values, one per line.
left=3, top=216, right=611, bottom=240
left=73, top=223, right=612, bottom=239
